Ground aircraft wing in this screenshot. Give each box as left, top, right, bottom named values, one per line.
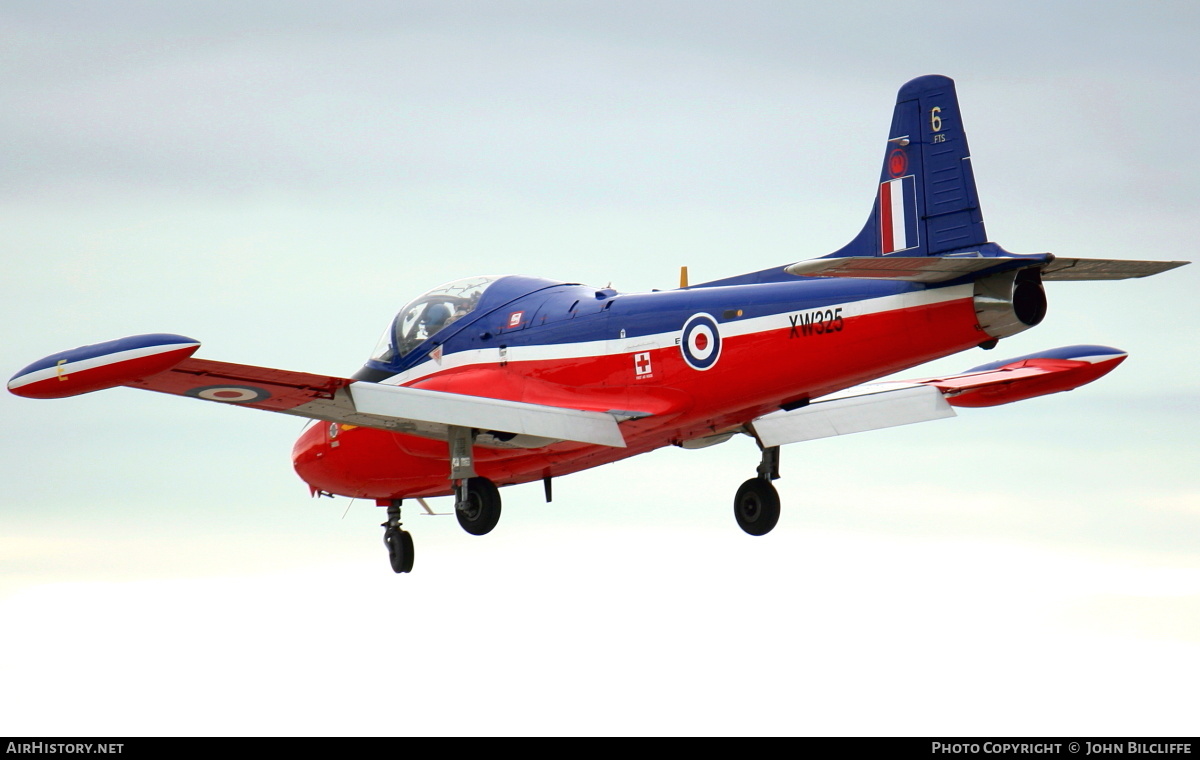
left=7, top=334, right=628, bottom=448
left=748, top=344, right=1127, bottom=447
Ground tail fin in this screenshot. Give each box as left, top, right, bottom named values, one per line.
left=694, top=75, right=990, bottom=289
left=695, top=75, right=1186, bottom=290
left=832, top=74, right=986, bottom=259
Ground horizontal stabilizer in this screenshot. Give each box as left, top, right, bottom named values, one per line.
left=1040, top=258, right=1188, bottom=281
left=784, top=255, right=1040, bottom=283
left=749, top=384, right=955, bottom=447
left=786, top=255, right=1187, bottom=283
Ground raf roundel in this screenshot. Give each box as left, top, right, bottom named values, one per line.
left=185, top=385, right=271, bottom=404
left=680, top=313, right=722, bottom=371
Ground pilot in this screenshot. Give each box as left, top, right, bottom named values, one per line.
left=421, top=302, right=453, bottom=337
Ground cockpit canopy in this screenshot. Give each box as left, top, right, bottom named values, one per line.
left=369, top=275, right=502, bottom=365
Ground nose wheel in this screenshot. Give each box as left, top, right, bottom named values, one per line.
left=381, top=501, right=414, bottom=573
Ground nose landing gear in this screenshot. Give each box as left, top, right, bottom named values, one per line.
left=381, top=500, right=414, bottom=573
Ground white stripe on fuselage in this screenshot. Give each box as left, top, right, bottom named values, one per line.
left=381, top=284, right=974, bottom=386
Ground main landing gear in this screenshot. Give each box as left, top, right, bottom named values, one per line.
left=455, top=477, right=502, bottom=536
left=733, top=444, right=781, bottom=536
left=446, top=426, right=502, bottom=536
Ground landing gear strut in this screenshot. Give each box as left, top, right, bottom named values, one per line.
left=447, top=425, right=503, bottom=536
left=734, top=445, right=781, bottom=536
left=455, top=477, right=502, bottom=535
left=381, top=500, right=414, bottom=573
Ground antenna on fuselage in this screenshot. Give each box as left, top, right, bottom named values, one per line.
left=679, top=266, right=689, bottom=289
left=417, top=497, right=450, bottom=516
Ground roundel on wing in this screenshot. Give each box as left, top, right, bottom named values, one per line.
left=185, top=385, right=271, bottom=404
left=680, top=313, right=722, bottom=371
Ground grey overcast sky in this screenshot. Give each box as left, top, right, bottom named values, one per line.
left=2, top=1, right=1198, bottom=736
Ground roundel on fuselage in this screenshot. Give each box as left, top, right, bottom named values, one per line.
left=680, top=313, right=722, bottom=371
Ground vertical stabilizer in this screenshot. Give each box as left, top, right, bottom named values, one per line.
left=831, top=74, right=987, bottom=259
left=693, top=75, right=991, bottom=288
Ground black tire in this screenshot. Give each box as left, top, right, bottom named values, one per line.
left=456, top=477, right=502, bottom=536
left=385, top=528, right=415, bottom=573
left=733, top=478, right=780, bottom=536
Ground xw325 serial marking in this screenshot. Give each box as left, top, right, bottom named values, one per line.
left=788, top=308, right=844, bottom=338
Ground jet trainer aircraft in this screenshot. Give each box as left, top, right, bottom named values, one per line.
left=9, top=75, right=1187, bottom=573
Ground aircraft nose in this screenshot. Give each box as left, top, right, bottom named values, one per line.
left=293, top=422, right=329, bottom=483
left=291, top=421, right=372, bottom=498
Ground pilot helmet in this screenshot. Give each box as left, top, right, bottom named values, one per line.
left=422, top=302, right=452, bottom=333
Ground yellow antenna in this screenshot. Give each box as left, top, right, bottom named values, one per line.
left=679, top=266, right=689, bottom=289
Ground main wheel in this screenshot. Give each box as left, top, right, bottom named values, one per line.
left=733, top=478, right=780, bottom=536
left=456, top=477, right=502, bottom=536
left=384, top=528, right=414, bottom=573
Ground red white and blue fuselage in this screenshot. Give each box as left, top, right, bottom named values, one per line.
left=292, top=275, right=989, bottom=500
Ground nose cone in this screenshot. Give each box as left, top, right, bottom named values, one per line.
left=292, top=421, right=386, bottom=498
left=292, top=423, right=450, bottom=500
left=293, top=421, right=333, bottom=494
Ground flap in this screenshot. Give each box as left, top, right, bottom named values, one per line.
left=749, top=384, right=955, bottom=447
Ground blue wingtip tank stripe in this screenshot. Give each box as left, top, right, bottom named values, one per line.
left=964, top=345, right=1126, bottom=373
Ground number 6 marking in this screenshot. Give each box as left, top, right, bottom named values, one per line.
left=930, top=106, right=943, bottom=132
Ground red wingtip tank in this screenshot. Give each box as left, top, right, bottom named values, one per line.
left=8, top=334, right=201, bottom=400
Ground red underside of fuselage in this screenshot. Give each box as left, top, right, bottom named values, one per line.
left=292, top=295, right=987, bottom=499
